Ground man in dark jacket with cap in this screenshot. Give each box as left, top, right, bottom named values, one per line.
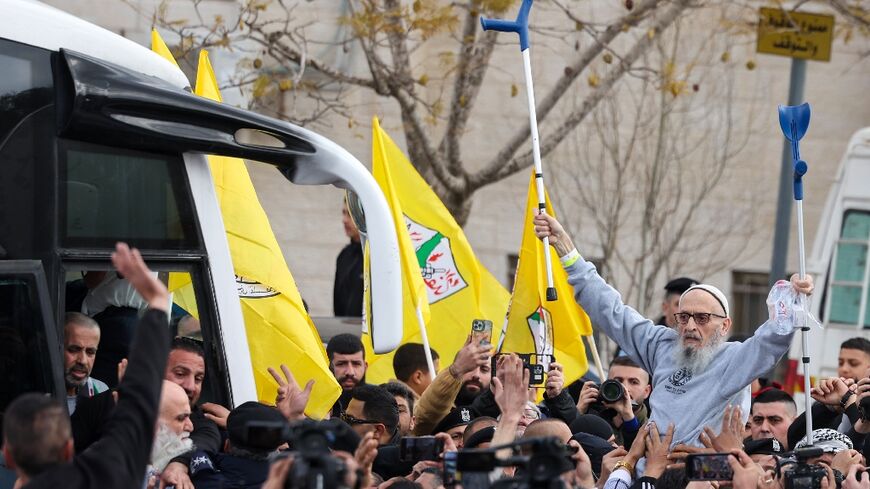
left=657, top=277, right=700, bottom=327
left=431, top=406, right=476, bottom=449
left=191, top=401, right=287, bottom=489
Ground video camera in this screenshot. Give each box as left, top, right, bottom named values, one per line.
left=245, top=418, right=349, bottom=489
left=454, top=436, right=576, bottom=489
left=778, top=447, right=827, bottom=489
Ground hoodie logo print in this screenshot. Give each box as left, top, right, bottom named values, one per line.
left=668, top=367, right=692, bottom=387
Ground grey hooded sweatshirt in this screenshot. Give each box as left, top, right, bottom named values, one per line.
left=565, top=259, right=798, bottom=447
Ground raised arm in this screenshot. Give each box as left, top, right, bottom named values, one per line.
left=533, top=213, right=672, bottom=373
left=720, top=276, right=813, bottom=392
left=71, top=243, right=171, bottom=487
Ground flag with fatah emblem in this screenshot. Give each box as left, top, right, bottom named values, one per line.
left=362, top=120, right=510, bottom=383
left=151, top=32, right=340, bottom=418
left=500, top=171, right=592, bottom=393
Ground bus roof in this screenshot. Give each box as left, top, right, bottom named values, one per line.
left=0, top=0, right=189, bottom=88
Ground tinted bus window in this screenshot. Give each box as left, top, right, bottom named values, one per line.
left=0, top=39, right=52, bottom=142
left=0, top=275, right=57, bottom=424
left=59, top=140, right=200, bottom=250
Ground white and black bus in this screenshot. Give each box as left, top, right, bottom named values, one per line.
left=0, top=2, right=402, bottom=482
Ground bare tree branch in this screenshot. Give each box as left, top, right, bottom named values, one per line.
left=471, top=0, right=695, bottom=188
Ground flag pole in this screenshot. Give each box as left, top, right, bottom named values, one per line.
left=583, top=334, right=606, bottom=381
left=481, top=0, right=557, bottom=302
left=415, top=298, right=437, bottom=379
left=778, top=102, right=812, bottom=445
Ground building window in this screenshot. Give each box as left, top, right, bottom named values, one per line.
left=731, top=271, right=770, bottom=336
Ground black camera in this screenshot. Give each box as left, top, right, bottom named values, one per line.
left=456, top=436, right=576, bottom=489
left=781, top=447, right=826, bottom=489
left=858, top=395, right=870, bottom=421
left=250, top=418, right=349, bottom=489
left=597, top=379, right=625, bottom=403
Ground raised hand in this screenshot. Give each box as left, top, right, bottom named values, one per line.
left=268, top=364, right=314, bottom=421
left=201, top=402, right=230, bottom=429
left=700, top=405, right=744, bottom=452
left=645, top=423, right=674, bottom=478
left=353, top=431, right=378, bottom=489
left=492, top=354, right=530, bottom=418
left=727, top=450, right=764, bottom=489
left=545, top=362, right=564, bottom=398
left=450, top=335, right=491, bottom=378
left=811, top=377, right=852, bottom=408
left=624, top=423, right=650, bottom=466
left=842, top=464, right=870, bottom=489
left=533, top=213, right=575, bottom=257
left=576, top=381, right=599, bottom=414
left=790, top=273, right=814, bottom=296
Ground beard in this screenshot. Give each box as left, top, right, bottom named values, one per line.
left=673, top=329, right=724, bottom=373
left=151, top=423, right=194, bottom=472
left=455, top=380, right=484, bottom=405
left=64, top=364, right=89, bottom=390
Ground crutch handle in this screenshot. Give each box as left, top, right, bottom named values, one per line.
left=793, top=160, right=807, bottom=201
left=480, top=0, right=533, bottom=51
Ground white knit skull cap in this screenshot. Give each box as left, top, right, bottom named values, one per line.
left=681, top=284, right=730, bottom=318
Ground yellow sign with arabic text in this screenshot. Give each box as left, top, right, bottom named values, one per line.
left=757, top=8, right=834, bottom=62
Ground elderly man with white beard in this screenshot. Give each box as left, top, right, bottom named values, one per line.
left=533, top=213, right=814, bottom=448
left=146, top=381, right=194, bottom=486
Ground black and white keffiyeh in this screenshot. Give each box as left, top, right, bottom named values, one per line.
left=794, top=428, right=853, bottom=453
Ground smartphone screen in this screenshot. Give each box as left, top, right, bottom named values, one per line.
left=399, top=436, right=443, bottom=462
left=685, top=453, right=734, bottom=481
left=471, top=319, right=493, bottom=346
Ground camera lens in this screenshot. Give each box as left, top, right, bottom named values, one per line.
left=600, top=380, right=625, bottom=403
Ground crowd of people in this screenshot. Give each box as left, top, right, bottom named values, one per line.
left=2, top=212, right=869, bottom=489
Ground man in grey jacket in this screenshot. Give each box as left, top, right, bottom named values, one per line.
left=533, top=213, right=814, bottom=447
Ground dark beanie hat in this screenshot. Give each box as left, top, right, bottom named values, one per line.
left=464, top=425, right=496, bottom=448
left=744, top=437, right=784, bottom=456
left=569, top=414, right=615, bottom=441
left=570, top=432, right=615, bottom=476
left=432, top=406, right=476, bottom=435
left=664, top=277, right=699, bottom=294
left=227, top=401, right=288, bottom=450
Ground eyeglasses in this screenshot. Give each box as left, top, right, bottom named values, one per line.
left=340, top=412, right=380, bottom=426
left=522, top=408, right=541, bottom=420
left=674, top=312, right=726, bottom=326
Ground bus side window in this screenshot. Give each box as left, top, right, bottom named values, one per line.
left=0, top=262, right=64, bottom=442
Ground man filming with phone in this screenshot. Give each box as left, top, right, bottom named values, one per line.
left=534, top=213, right=814, bottom=448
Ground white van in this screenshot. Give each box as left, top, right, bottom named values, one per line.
left=0, top=2, right=402, bottom=483
left=790, top=127, right=870, bottom=382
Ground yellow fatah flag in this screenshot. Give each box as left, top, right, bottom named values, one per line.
left=150, top=29, right=180, bottom=69
left=363, top=120, right=510, bottom=383
left=501, top=171, right=591, bottom=390
left=371, top=117, right=430, bottom=336
left=194, top=50, right=340, bottom=418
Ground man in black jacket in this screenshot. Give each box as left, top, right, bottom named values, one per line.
left=2, top=243, right=170, bottom=488
left=333, top=204, right=363, bottom=317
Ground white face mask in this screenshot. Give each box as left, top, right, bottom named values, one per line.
left=150, top=422, right=194, bottom=472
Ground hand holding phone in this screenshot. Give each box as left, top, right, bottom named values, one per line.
left=685, top=453, right=734, bottom=481
left=471, top=319, right=493, bottom=347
